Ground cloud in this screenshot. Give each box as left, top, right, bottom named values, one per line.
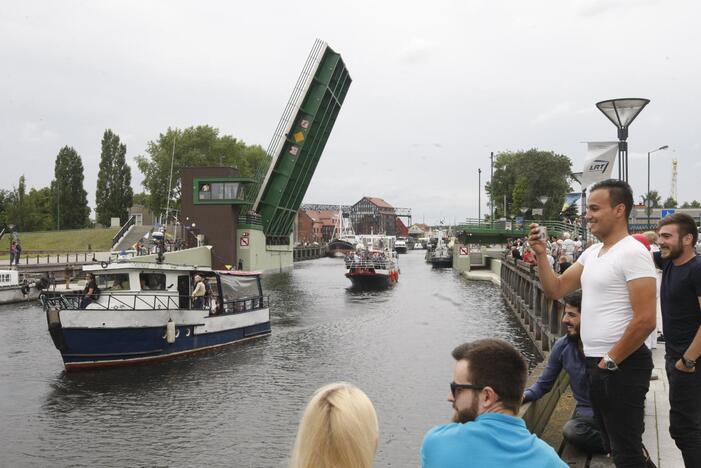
left=532, top=102, right=572, bottom=125
left=398, top=38, right=439, bottom=64
left=20, top=121, right=59, bottom=143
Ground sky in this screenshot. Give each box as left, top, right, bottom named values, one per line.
left=1, top=0, right=700, bottom=226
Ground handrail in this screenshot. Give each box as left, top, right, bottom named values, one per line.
left=112, top=215, right=137, bottom=248
left=40, top=291, right=270, bottom=315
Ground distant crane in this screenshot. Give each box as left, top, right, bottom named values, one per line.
left=671, top=158, right=678, bottom=203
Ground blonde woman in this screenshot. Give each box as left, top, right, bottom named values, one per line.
left=290, top=382, right=379, bottom=468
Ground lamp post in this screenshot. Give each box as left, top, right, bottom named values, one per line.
left=647, top=145, right=669, bottom=227
left=596, top=98, right=650, bottom=183
left=478, top=168, right=482, bottom=226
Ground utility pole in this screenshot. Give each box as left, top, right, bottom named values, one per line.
left=490, top=152, right=494, bottom=227
left=478, top=168, right=482, bottom=226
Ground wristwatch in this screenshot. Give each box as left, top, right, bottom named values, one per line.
left=603, top=353, right=619, bottom=371
left=682, top=356, right=697, bottom=370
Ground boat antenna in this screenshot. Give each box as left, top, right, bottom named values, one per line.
left=165, top=131, right=177, bottom=228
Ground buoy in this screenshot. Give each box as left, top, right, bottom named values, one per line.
left=166, top=318, right=176, bottom=343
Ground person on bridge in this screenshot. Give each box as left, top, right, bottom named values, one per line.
left=655, top=213, right=701, bottom=467
left=290, top=382, right=378, bottom=468
left=420, top=339, right=566, bottom=468
left=528, top=179, right=657, bottom=467
left=523, top=291, right=606, bottom=454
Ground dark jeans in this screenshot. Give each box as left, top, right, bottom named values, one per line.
left=666, top=357, right=701, bottom=467
left=192, top=297, right=204, bottom=309
left=586, top=346, right=654, bottom=468
left=79, top=296, right=93, bottom=309
left=563, top=414, right=607, bottom=454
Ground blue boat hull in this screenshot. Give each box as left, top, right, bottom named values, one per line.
left=57, top=322, right=271, bottom=369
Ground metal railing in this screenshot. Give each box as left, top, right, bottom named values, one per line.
left=345, top=259, right=396, bottom=270
left=40, top=291, right=270, bottom=315
left=112, top=215, right=136, bottom=248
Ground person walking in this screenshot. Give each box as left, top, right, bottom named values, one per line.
left=421, top=339, right=566, bottom=467
left=523, top=291, right=606, bottom=454
left=528, top=179, right=657, bottom=467
left=656, top=213, right=701, bottom=466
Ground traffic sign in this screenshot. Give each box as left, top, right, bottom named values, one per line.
left=239, top=236, right=250, bottom=248
left=459, top=246, right=469, bottom=257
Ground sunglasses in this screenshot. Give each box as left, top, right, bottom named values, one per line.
left=450, top=382, right=484, bottom=397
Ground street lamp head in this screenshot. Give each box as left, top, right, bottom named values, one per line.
left=596, top=98, right=650, bottom=138
left=520, top=207, right=529, bottom=214
left=659, top=145, right=669, bottom=150
left=537, top=195, right=550, bottom=205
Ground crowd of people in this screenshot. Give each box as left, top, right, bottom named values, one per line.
left=287, top=179, right=700, bottom=468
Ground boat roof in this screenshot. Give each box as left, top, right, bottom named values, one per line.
left=83, top=262, right=213, bottom=274
left=216, top=270, right=262, bottom=277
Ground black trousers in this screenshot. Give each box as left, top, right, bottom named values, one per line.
left=563, top=414, right=607, bottom=454
left=586, top=346, right=653, bottom=468
left=666, top=356, right=701, bottom=467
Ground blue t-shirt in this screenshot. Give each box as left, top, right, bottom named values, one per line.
left=421, top=413, right=566, bottom=468
left=523, top=335, right=592, bottom=418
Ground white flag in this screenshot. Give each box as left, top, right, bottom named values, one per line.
left=581, top=142, right=618, bottom=187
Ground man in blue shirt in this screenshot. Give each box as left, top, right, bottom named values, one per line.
left=421, top=338, right=566, bottom=468
left=523, top=291, right=606, bottom=454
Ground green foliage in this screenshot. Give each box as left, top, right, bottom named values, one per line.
left=681, top=200, right=701, bottom=208
left=132, top=192, right=151, bottom=207
left=663, top=197, right=677, bottom=209
left=135, top=125, right=270, bottom=218
left=484, top=149, right=573, bottom=219
left=1, top=177, right=55, bottom=232
left=52, top=146, right=90, bottom=229
left=641, top=191, right=662, bottom=209
left=95, top=129, right=133, bottom=226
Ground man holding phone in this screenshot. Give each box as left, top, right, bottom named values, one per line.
left=528, top=179, right=657, bottom=467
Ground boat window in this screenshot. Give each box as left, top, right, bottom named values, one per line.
left=139, top=273, right=166, bottom=291
left=95, top=273, right=130, bottom=291
left=220, top=275, right=261, bottom=301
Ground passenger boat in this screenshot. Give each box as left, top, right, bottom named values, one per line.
left=0, top=269, right=46, bottom=305
left=429, top=233, right=453, bottom=268
left=394, top=238, right=408, bottom=254
left=327, top=210, right=358, bottom=258
left=345, top=235, right=399, bottom=288
left=40, top=261, right=271, bottom=370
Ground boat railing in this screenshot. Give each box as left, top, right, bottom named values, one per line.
left=40, top=291, right=270, bottom=315
left=345, top=259, right=395, bottom=270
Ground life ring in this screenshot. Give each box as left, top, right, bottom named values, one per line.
left=100, top=261, right=108, bottom=269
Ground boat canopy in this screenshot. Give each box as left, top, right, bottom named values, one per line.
left=219, top=274, right=262, bottom=301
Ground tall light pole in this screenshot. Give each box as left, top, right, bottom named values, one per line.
left=596, top=98, right=650, bottom=183
left=647, top=145, right=669, bottom=226
left=490, top=152, right=494, bottom=227
left=478, top=168, right=482, bottom=226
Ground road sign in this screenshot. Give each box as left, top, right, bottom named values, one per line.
left=661, top=209, right=676, bottom=218
left=459, top=246, right=469, bottom=257
left=239, top=236, right=250, bottom=248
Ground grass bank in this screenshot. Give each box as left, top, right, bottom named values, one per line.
left=1, top=228, right=118, bottom=259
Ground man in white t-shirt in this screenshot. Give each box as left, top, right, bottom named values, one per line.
left=529, top=179, right=657, bottom=467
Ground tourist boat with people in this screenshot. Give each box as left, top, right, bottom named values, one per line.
left=0, top=269, right=47, bottom=305
left=344, top=235, right=400, bottom=288
left=39, top=258, right=271, bottom=370
left=428, top=232, right=453, bottom=268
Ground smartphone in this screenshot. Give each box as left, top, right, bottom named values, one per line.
left=538, top=226, right=548, bottom=243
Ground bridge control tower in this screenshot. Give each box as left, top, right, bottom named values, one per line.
left=237, top=40, right=352, bottom=272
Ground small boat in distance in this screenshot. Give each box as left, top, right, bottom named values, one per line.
left=327, top=207, right=358, bottom=257
left=345, top=235, right=399, bottom=289
left=394, top=238, right=408, bottom=254
left=429, top=232, right=453, bottom=268
left=0, top=269, right=46, bottom=305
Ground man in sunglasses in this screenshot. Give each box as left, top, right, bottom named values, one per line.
left=522, top=291, right=606, bottom=454
left=421, top=339, right=566, bottom=467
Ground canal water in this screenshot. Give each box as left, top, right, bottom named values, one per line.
left=0, top=250, right=539, bottom=467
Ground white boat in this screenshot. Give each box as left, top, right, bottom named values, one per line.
left=394, top=238, right=408, bottom=254
left=0, top=270, right=44, bottom=305
left=345, top=235, right=400, bottom=288
left=40, top=261, right=271, bottom=370
left=429, top=232, right=453, bottom=268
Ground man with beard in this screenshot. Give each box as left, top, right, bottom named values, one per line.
left=528, top=179, right=657, bottom=467
left=655, top=213, right=701, bottom=466
left=523, top=292, right=606, bottom=454
left=420, top=339, right=565, bottom=468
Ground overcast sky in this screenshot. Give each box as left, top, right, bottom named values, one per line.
left=2, top=0, right=699, bottom=225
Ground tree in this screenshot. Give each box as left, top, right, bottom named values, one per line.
left=95, top=129, right=133, bottom=226
left=663, top=197, right=677, bottom=209
left=25, top=187, right=55, bottom=231
left=132, top=192, right=151, bottom=207
left=52, top=146, right=90, bottom=229
left=641, top=191, right=662, bottom=209
left=484, top=149, right=572, bottom=219
left=135, top=125, right=270, bottom=218
left=4, top=175, right=28, bottom=230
